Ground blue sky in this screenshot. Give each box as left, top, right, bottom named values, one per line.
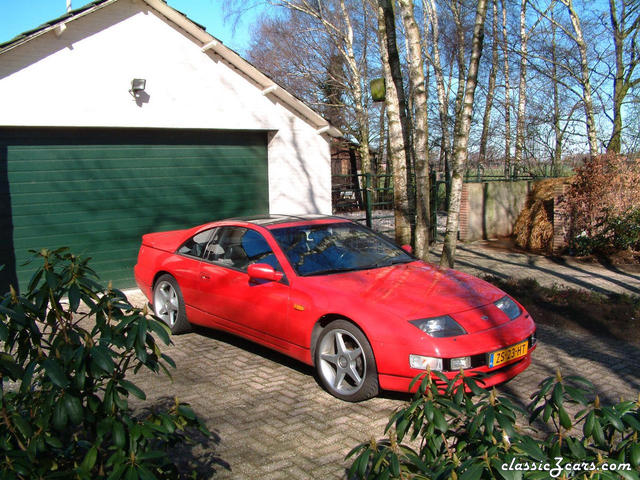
left=0, top=0, right=264, bottom=53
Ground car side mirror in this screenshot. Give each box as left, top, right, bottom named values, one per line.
left=401, top=244, right=413, bottom=254
left=248, top=263, right=284, bottom=282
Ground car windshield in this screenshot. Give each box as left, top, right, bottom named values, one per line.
left=270, top=222, right=413, bottom=276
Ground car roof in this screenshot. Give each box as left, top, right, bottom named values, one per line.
left=228, top=214, right=350, bottom=228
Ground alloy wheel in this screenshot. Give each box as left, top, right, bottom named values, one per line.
left=317, top=328, right=366, bottom=395
left=154, top=280, right=179, bottom=327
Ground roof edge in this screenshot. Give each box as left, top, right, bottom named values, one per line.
left=0, top=0, right=342, bottom=138
left=0, top=0, right=118, bottom=52
left=142, top=0, right=341, bottom=137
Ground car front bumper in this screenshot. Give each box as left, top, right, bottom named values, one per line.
left=378, top=345, right=535, bottom=393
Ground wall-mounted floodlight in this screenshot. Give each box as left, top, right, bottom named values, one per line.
left=129, top=78, right=146, bottom=98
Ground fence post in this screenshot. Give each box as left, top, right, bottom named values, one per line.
left=365, top=173, right=373, bottom=228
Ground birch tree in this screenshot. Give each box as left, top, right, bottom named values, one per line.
left=514, top=0, right=529, bottom=167
left=398, top=0, right=431, bottom=259
left=514, top=0, right=551, bottom=169
left=375, top=0, right=412, bottom=245
left=558, top=0, right=600, bottom=156
left=500, top=0, right=513, bottom=174
left=424, top=0, right=452, bottom=201
left=479, top=0, right=500, bottom=165
left=606, top=0, right=640, bottom=153
left=440, top=0, right=489, bottom=268
left=248, top=1, right=376, bottom=174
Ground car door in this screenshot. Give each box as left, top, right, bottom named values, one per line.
left=196, top=226, right=291, bottom=344
left=172, top=227, right=217, bottom=306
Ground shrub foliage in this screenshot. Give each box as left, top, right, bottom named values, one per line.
left=564, top=154, right=640, bottom=255
left=347, top=370, right=640, bottom=479
left=0, top=248, right=210, bottom=479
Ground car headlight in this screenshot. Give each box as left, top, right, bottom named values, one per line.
left=409, top=355, right=443, bottom=370
left=494, top=296, right=522, bottom=320
left=409, top=315, right=466, bottom=337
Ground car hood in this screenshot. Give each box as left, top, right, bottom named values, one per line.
left=303, top=262, right=511, bottom=330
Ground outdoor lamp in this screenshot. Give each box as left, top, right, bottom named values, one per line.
left=129, top=78, right=146, bottom=97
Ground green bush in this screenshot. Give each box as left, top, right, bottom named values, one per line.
left=347, top=369, right=640, bottom=479
left=570, top=207, right=640, bottom=256
left=0, top=248, right=210, bottom=479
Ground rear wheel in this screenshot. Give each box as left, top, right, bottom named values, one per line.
left=315, top=320, right=379, bottom=402
left=153, top=274, right=190, bottom=334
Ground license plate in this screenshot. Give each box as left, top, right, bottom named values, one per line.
left=488, top=341, right=528, bottom=368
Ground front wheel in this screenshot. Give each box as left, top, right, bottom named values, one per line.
left=315, top=320, right=379, bottom=402
left=153, top=274, right=190, bottom=334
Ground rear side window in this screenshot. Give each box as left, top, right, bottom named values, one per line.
left=177, top=229, right=215, bottom=258
left=205, top=226, right=282, bottom=272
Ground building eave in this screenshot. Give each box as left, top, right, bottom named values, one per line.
left=0, top=0, right=342, bottom=138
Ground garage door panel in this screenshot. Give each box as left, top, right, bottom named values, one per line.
left=7, top=159, right=264, bottom=185
left=1, top=128, right=269, bottom=291
left=10, top=184, right=266, bottom=210
left=8, top=150, right=267, bottom=173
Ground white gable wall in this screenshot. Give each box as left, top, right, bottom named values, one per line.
left=0, top=1, right=330, bottom=214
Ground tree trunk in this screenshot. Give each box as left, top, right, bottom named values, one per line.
left=424, top=0, right=452, bottom=206
left=606, top=0, right=640, bottom=154
left=551, top=9, right=562, bottom=173
left=376, top=102, right=387, bottom=176
left=451, top=0, right=468, bottom=147
left=561, top=0, right=599, bottom=156
left=375, top=0, right=412, bottom=245
left=500, top=0, right=512, bottom=176
left=339, top=0, right=372, bottom=175
left=608, top=0, right=624, bottom=154
left=514, top=0, right=528, bottom=168
left=440, top=0, right=489, bottom=268
left=479, top=0, right=499, bottom=165
left=399, top=0, right=430, bottom=260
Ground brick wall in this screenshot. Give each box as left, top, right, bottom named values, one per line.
left=458, top=184, right=471, bottom=241
left=552, top=183, right=571, bottom=253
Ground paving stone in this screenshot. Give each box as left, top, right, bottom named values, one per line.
left=121, top=316, right=640, bottom=479
left=121, top=242, right=640, bottom=479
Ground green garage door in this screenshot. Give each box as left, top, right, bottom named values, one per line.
left=0, top=127, right=269, bottom=292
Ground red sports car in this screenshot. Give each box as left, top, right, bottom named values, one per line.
left=134, top=215, right=536, bottom=401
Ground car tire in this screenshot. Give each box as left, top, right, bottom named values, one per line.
left=152, top=274, right=191, bottom=334
left=315, top=320, right=379, bottom=402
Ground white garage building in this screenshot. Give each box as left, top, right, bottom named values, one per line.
left=0, top=0, right=339, bottom=289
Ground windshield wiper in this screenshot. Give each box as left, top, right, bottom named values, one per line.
left=370, top=254, right=411, bottom=269
left=303, top=267, right=363, bottom=276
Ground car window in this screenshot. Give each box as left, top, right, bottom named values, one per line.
left=177, top=228, right=215, bottom=258
left=207, top=226, right=283, bottom=273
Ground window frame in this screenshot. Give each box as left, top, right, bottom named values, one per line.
left=201, top=225, right=285, bottom=275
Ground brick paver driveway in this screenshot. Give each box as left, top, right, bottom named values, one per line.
left=127, top=287, right=640, bottom=479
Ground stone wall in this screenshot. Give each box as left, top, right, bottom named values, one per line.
left=459, top=180, right=531, bottom=242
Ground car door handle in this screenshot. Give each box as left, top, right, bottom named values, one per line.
left=200, top=274, right=210, bottom=280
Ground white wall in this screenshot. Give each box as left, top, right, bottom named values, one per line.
left=0, top=1, right=331, bottom=214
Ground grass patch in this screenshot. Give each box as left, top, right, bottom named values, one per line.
left=483, top=275, right=640, bottom=344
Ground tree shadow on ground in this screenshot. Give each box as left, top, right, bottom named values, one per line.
left=454, top=243, right=640, bottom=296
left=135, top=396, right=230, bottom=478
